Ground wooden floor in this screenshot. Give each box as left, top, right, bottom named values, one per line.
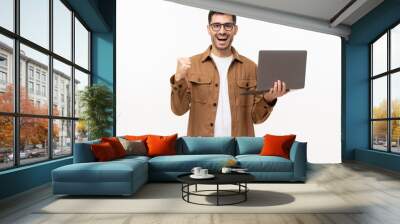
left=1, top=162, right=400, bottom=224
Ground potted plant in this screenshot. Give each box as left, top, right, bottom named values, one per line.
left=79, top=84, right=113, bottom=140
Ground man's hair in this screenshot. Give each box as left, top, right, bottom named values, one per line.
left=208, top=11, right=236, bottom=24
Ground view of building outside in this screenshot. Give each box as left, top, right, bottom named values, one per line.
left=0, top=0, right=90, bottom=170
left=371, top=24, right=400, bottom=153
left=0, top=39, right=87, bottom=169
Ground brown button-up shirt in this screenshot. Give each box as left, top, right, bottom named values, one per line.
left=170, top=46, right=276, bottom=137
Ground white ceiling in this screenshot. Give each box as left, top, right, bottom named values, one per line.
left=228, top=0, right=352, bottom=22
left=165, top=0, right=384, bottom=38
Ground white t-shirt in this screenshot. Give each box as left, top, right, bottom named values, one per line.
left=211, top=53, right=233, bottom=137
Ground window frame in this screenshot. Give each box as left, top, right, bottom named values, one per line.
left=370, top=20, right=400, bottom=154
left=0, top=0, right=91, bottom=171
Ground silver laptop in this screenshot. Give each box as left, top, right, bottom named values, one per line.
left=242, top=50, right=307, bottom=95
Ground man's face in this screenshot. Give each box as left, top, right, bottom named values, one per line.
left=208, top=14, right=237, bottom=51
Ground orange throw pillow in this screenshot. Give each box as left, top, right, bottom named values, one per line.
left=91, top=142, right=117, bottom=161
left=146, top=134, right=178, bottom=157
left=101, top=137, right=127, bottom=158
left=260, top=134, right=296, bottom=159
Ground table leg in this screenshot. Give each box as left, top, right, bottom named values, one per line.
left=217, top=184, right=219, bottom=206
left=195, top=184, right=198, bottom=192
left=245, top=183, right=247, bottom=201
left=187, top=184, right=190, bottom=202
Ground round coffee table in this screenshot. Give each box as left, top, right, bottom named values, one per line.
left=177, top=173, right=255, bottom=206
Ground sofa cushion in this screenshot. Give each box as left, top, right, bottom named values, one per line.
left=118, top=138, right=147, bottom=156
left=147, top=134, right=178, bottom=157
left=101, top=137, right=127, bottom=158
left=236, top=155, right=293, bottom=172
left=177, top=137, right=235, bottom=155
left=53, top=158, right=147, bottom=183
left=235, top=137, right=263, bottom=155
left=115, top=155, right=150, bottom=163
left=74, top=139, right=100, bottom=163
left=91, top=142, right=118, bottom=161
left=148, top=154, right=235, bottom=172
left=260, top=134, right=296, bottom=159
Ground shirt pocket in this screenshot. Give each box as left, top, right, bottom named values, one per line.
left=235, top=79, right=257, bottom=106
left=188, top=72, right=212, bottom=103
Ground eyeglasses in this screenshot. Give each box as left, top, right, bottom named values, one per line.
left=209, top=23, right=235, bottom=32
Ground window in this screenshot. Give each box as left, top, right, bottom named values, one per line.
left=74, top=69, right=89, bottom=118
left=35, top=70, right=40, bottom=81
left=0, top=116, right=13, bottom=170
left=53, top=59, right=72, bottom=117
left=0, top=55, right=7, bottom=67
left=36, top=83, right=40, bottom=95
left=28, top=67, right=34, bottom=80
left=0, top=34, right=13, bottom=113
left=0, top=71, right=6, bottom=85
left=28, top=81, right=34, bottom=94
left=53, top=119, right=72, bottom=158
left=0, top=0, right=13, bottom=32
left=75, top=18, right=89, bottom=69
left=20, top=0, right=49, bottom=49
left=53, top=0, right=72, bottom=60
left=42, top=85, right=46, bottom=97
left=20, top=117, right=49, bottom=165
left=391, top=24, right=400, bottom=70
left=370, top=23, right=400, bottom=154
left=74, top=69, right=89, bottom=143
left=0, top=0, right=91, bottom=170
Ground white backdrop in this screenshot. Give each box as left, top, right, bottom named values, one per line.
left=116, top=0, right=342, bottom=163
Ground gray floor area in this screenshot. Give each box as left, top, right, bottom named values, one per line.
left=1, top=162, right=400, bottom=224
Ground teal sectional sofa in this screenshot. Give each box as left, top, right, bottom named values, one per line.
left=52, top=137, right=307, bottom=196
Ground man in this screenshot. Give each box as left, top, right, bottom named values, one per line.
left=170, top=11, right=287, bottom=137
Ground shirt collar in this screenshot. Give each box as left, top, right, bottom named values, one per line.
left=200, top=45, right=243, bottom=63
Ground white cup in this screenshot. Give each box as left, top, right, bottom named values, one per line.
left=191, top=167, right=202, bottom=176
left=200, top=169, right=208, bottom=176
left=221, top=167, right=232, bottom=174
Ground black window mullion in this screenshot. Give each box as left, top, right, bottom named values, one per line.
left=13, top=0, right=20, bottom=167
left=48, top=0, right=54, bottom=160
left=387, top=30, right=391, bottom=152
left=370, top=45, right=373, bottom=149
left=88, top=30, right=91, bottom=75
left=71, top=10, right=76, bottom=154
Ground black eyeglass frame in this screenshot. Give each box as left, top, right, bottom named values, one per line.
left=209, top=22, right=236, bottom=32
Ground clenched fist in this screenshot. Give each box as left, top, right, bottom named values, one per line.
left=175, top=57, right=191, bottom=82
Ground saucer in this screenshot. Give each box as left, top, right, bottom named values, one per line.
left=190, top=174, right=215, bottom=179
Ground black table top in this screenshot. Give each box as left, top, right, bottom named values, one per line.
left=177, top=172, right=255, bottom=185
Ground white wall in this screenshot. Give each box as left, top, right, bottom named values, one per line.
left=117, top=0, right=342, bottom=163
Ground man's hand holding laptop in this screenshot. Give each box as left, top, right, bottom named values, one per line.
left=263, top=80, right=288, bottom=103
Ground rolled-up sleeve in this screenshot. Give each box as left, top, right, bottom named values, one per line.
left=250, top=63, right=277, bottom=124
left=252, top=95, right=276, bottom=124
left=170, top=74, right=191, bottom=116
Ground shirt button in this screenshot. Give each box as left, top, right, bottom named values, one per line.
left=210, top=123, right=214, bottom=127
left=213, top=103, right=217, bottom=107
left=215, top=83, right=218, bottom=87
